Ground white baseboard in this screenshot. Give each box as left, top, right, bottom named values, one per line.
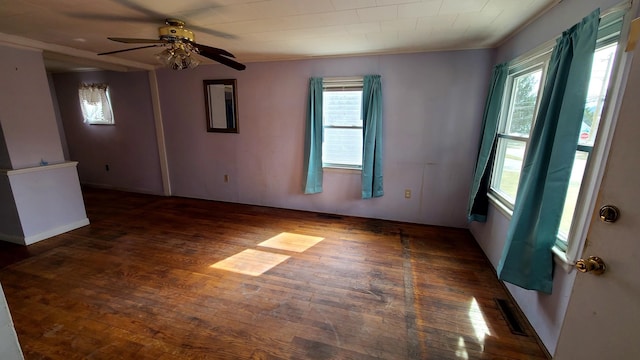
left=24, top=218, right=90, bottom=245
left=0, top=218, right=90, bottom=246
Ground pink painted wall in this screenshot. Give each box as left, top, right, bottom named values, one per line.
left=0, top=45, right=88, bottom=247
left=157, top=50, right=492, bottom=228
left=0, top=45, right=65, bottom=169
left=52, top=71, right=164, bottom=195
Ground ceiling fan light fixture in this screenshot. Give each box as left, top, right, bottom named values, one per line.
left=155, top=42, right=200, bottom=70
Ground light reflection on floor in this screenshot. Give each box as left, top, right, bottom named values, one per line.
left=210, top=249, right=290, bottom=276
left=258, top=232, right=324, bottom=253
left=469, top=297, right=491, bottom=350
left=456, top=336, right=469, bottom=359
left=210, top=232, right=324, bottom=276
left=453, top=298, right=492, bottom=359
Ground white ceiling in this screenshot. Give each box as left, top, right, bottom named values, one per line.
left=0, top=0, right=559, bottom=71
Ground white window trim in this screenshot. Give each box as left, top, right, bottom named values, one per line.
left=487, top=2, right=635, bottom=270
left=489, top=54, right=551, bottom=210
left=322, top=76, right=364, bottom=170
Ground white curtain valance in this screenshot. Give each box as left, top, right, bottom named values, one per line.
left=78, top=83, right=113, bottom=124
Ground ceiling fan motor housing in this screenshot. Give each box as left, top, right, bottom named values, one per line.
left=159, top=24, right=195, bottom=42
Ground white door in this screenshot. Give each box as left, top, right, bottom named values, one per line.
left=554, top=46, right=640, bottom=358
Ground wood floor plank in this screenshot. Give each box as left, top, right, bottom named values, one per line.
left=0, top=187, right=549, bottom=359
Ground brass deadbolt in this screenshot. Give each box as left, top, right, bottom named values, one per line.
left=599, top=205, right=620, bottom=223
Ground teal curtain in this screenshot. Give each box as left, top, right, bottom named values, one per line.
left=498, top=9, right=600, bottom=293
left=362, top=75, right=383, bottom=199
left=468, top=63, right=509, bottom=222
left=303, top=77, right=323, bottom=194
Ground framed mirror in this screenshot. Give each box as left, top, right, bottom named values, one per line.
left=204, top=79, right=238, bottom=133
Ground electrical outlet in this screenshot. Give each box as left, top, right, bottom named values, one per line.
left=224, top=174, right=229, bottom=183
left=404, top=189, right=411, bottom=199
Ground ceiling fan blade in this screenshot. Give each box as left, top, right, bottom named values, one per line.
left=67, top=0, right=235, bottom=39
left=98, top=44, right=162, bottom=56
left=64, top=13, right=159, bottom=23
left=108, top=37, right=166, bottom=44
left=190, top=42, right=235, bottom=58
left=109, top=0, right=237, bottom=39
left=113, top=0, right=168, bottom=21
left=187, top=24, right=237, bottom=40
left=198, top=51, right=246, bottom=71
left=66, top=12, right=237, bottom=39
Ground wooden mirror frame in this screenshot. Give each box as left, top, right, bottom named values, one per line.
left=204, top=79, right=238, bottom=133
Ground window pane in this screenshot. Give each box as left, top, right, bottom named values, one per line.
left=558, top=151, right=590, bottom=239
left=505, top=70, right=542, bottom=137
left=323, top=91, right=362, bottom=127
left=323, top=128, right=362, bottom=167
left=580, top=43, right=617, bottom=146
left=323, top=87, right=363, bottom=168
left=492, top=138, right=526, bottom=204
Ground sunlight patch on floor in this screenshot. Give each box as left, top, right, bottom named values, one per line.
left=456, top=336, right=469, bottom=359
left=210, top=249, right=290, bottom=276
left=469, top=298, right=491, bottom=349
left=258, top=232, right=324, bottom=253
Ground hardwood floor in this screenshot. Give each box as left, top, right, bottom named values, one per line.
left=0, top=188, right=548, bottom=359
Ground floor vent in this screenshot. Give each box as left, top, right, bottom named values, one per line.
left=495, top=298, right=528, bottom=336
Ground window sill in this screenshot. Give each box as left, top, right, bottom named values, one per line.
left=487, top=192, right=513, bottom=218
left=323, top=166, right=361, bottom=173
left=487, top=193, right=575, bottom=272
left=552, top=245, right=575, bottom=272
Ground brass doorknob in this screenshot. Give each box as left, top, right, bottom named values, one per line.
left=575, top=256, right=606, bottom=275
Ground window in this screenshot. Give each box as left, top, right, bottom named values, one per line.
left=322, top=77, right=363, bottom=169
left=489, top=15, right=623, bottom=249
left=78, top=83, right=114, bottom=125
left=557, top=42, right=618, bottom=246
left=491, top=60, right=547, bottom=206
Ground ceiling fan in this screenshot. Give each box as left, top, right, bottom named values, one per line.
left=98, top=18, right=246, bottom=71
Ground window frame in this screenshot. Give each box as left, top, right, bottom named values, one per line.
left=489, top=55, right=551, bottom=209
left=487, top=6, right=629, bottom=266
left=556, top=41, right=619, bottom=247
left=321, top=76, right=364, bottom=170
